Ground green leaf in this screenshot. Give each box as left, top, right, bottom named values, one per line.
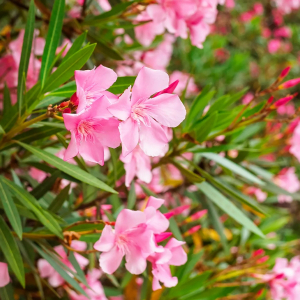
left=63, top=31, right=87, bottom=62
left=127, top=181, right=136, bottom=209
left=170, top=159, right=205, bottom=183
left=193, top=112, right=218, bottom=143
left=68, top=251, right=88, bottom=286
left=107, top=76, right=136, bottom=94
left=201, top=152, right=264, bottom=185
left=3, top=83, right=12, bottom=115
left=17, top=0, right=35, bottom=115
left=183, top=287, right=235, bottom=300
left=39, top=0, right=65, bottom=88
left=17, top=141, right=116, bottom=193
left=0, top=180, right=22, bottom=239
left=0, top=216, right=25, bottom=287
left=42, top=43, right=96, bottom=94
left=1, top=177, right=63, bottom=238
left=84, top=1, right=135, bottom=25
left=0, top=283, right=14, bottom=300
left=197, top=182, right=265, bottom=238
left=48, top=184, right=70, bottom=213
left=31, top=242, right=89, bottom=296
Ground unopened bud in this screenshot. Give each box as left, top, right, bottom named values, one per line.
left=273, top=95, right=295, bottom=108
left=70, top=92, right=79, bottom=106
left=267, top=96, right=274, bottom=104
left=184, top=225, right=201, bottom=237
left=184, top=209, right=208, bottom=223
left=155, top=232, right=172, bottom=243
left=279, top=66, right=291, bottom=79
left=279, top=78, right=300, bottom=89
left=164, top=205, right=190, bottom=219
left=153, top=80, right=179, bottom=97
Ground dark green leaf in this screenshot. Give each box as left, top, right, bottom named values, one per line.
left=193, top=112, right=218, bottom=143
left=48, top=184, right=70, bottom=213
left=107, top=76, right=136, bottom=94
left=0, top=180, right=22, bottom=239
left=39, top=0, right=65, bottom=88
left=0, top=216, right=25, bottom=287
left=0, top=283, right=14, bottom=300
left=63, top=31, right=87, bottom=62
left=3, top=83, right=12, bottom=115
left=127, top=181, right=136, bottom=209
left=16, top=141, right=116, bottom=193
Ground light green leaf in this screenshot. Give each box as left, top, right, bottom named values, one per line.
left=193, top=112, right=218, bottom=143
left=127, top=181, right=136, bottom=209
left=17, top=0, right=35, bottom=115
left=16, top=141, right=117, bottom=193
left=201, top=152, right=264, bottom=185
left=39, top=0, right=65, bottom=88
left=197, top=182, right=265, bottom=238
left=0, top=180, right=22, bottom=239
left=0, top=216, right=25, bottom=287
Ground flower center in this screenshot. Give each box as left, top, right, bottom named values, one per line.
left=116, top=234, right=129, bottom=254
left=77, top=119, right=96, bottom=142
left=131, top=101, right=151, bottom=126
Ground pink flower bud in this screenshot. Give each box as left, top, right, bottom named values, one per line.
left=253, top=249, right=265, bottom=257
left=280, top=66, right=291, bottom=79
left=70, top=92, right=79, bottom=106
left=153, top=80, right=179, bottom=97
left=267, top=96, right=274, bottom=104
left=184, top=225, right=201, bottom=236
left=155, top=232, right=172, bottom=243
left=257, top=256, right=269, bottom=264
left=279, top=78, right=300, bottom=89
left=273, top=95, right=294, bottom=108
left=164, top=205, right=190, bottom=219
left=185, top=209, right=208, bottom=223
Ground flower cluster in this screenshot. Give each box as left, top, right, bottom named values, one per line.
left=134, top=0, right=224, bottom=48
left=274, top=0, right=300, bottom=14
left=94, top=196, right=187, bottom=290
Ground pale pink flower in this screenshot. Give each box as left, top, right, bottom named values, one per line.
left=274, top=0, right=300, bottom=14
left=274, top=167, right=300, bottom=203
left=68, top=269, right=107, bottom=300
left=148, top=238, right=187, bottom=291
left=0, top=263, right=10, bottom=287
left=74, top=65, right=118, bottom=113
left=56, top=39, right=72, bottom=57
left=38, top=241, right=88, bottom=287
left=225, top=0, right=235, bottom=9
left=169, top=71, right=198, bottom=97
left=268, top=39, right=281, bottom=54
left=108, top=67, right=186, bottom=157
left=30, top=167, right=48, bottom=183
left=242, top=92, right=254, bottom=105
left=277, top=103, right=295, bottom=116
left=63, top=95, right=121, bottom=165
left=245, top=187, right=267, bottom=203
left=120, top=145, right=152, bottom=187
left=94, top=208, right=158, bottom=275
left=98, top=0, right=111, bottom=11
left=290, top=123, right=300, bottom=162
left=274, top=27, right=292, bottom=38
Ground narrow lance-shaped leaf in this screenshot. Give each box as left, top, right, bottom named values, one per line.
left=0, top=179, right=22, bottom=239
left=48, top=184, right=70, bottom=213
left=62, top=31, right=87, bottom=62
left=16, top=141, right=117, bottom=193
left=39, top=0, right=65, bottom=88
left=0, top=216, right=25, bottom=287
left=17, top=0, right=35, bottom=115
left=197, top=182, right=265, bottom=238
left=3, top=83, right=12, bottom=115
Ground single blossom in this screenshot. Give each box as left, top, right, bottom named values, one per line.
left=63, top=95, right=121, bottom=165
left=0, top=263, right=10, bottom=288
left=290, top=122, right=300, bottom=162
left=108, top=67, right=186, bottom=157
left=38, top=241, right=89, bottom=287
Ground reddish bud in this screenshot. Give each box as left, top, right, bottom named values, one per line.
left=164, top=205, right=190, bottom=219
left=280, top=66, right=291, bottom=79
left=257, top=256, right=269, bottom=264
left=267, top=96, right=274, bottom=104
left=153, top=80, right=179, bottom=97
left=155, top=232, right=172, bottom=243
left=253, top=249, right=265, bottom=257
left=273, top=95, right=294, bottom=108
left=279, top=78, right=300, bottom=89
left=185, top=209, right=208, bottom=223
left=70, top=92, right=79, bottom=106
left=184, top=225, right=201, bottom=236
left=62, top=108, right=71, bottom=114
left=105, top=221, right=115, bottom=226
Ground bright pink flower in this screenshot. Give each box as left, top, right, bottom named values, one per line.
left=225, top=0, right=235, bottom=9
left=63, top=95, right=120, bottom=165
left=94, top=209, right=157, bottom=275
left=38, top=241, right=88, bottom=287
left=274, top=27, right=292, bottom=38
left=268, top=39, right=281, bottom=54
left=108, top=67, right=186, bottom=157
left=253, top=3, right=264, bottom=15
left=274, top=167, right=300, bottom=203
left=120, top=146, right=152, bottom=187
left=148, top=238, right=187, bottom=291
left=68, top=269, right=107, bottom=300
left=0, top=263, right=10, bottom=287
left=169, top=71, right=198, bottom=97
left=280, top=66, right=292, bottom=80
left=164, top=205, right=191, bottom=219
left=273, top=96, right=294, bottom=108
left=75, top=65, right=117, bottom=113
left=279, top=78, right=300, bottom=90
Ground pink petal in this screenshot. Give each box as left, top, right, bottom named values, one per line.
left=99, top=245, right=123, bottom=274
left=153, top=264, right=178, bottom=288
left=119, top=118, right=139, bottom=157
left=136, top=150, right=152, bottom=183
left=64, top=131, right=79, bottom=161
left=152, top=276, right=162, bottom=291
left=88, top=95, right=115, bottom=120
left=79, top=139, right=105, bottom=165
left=123, top=153, right=137, bottom=187
left=70, top=241, right=87, bottom=251
left=94, top=225, right=115, bottom=252
left=74, top=253, right=89, bottom=269
left=125, top=244, right=147, bottom=274
left=108, top=87, right=132, bottom=121
left=146, top=93, right=186, bottom=127
left=153, top=80, right=179, bottom=97
left=48, top=272, right=65, bottom=287
left=115, top=209, right=146, bottom=235
left=0, top=263, right=10, bottom=287
left=139, top=118, right=169, bottom=156
left=146, top=196, right=165, bottom=209
left=37, top=259, right=55, bottom=278
left=94, top=118, right=121, bottom=148
left=145, top=207, right=169, bottom=234
left=166, top=238, right=187, bottom=266
left=63, top=113, right=79, bottom=131
left=131, top=67, right=169, bottom=104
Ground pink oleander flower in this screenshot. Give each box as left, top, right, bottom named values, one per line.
left=120, top=145, right=152, bottom=187
left=169, top=71, right=198, bottom=97
left=274, top=167, right=300, bottom=203
left=148, top=238, right=187, bottom=291
left=38, top=241, right=88, bottom=287
left=30, top=167, right=48, bottom=183
left=274, top=27, right=292, bottom=38
left=0, top=263, right=10, bottom=287
left=290, top=123, right=300, bottom=162
left=274, top=0, right=300, bottom=14
left=225, top=0, right=235, bottom=9
left=108, top=67, right=186, bottom=157
left=277, top=103, right=295, bottom=116
left=74, top=65, right=118, bottom=113
left=242, top=92, right=254, bottom=105
left=68, top=269, right=108, bottom=300
left=268, top=39, right=281, bottom=54
left=63, top=95, right=120, bottom=165
left=245, top=187, right=267, bottom=203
